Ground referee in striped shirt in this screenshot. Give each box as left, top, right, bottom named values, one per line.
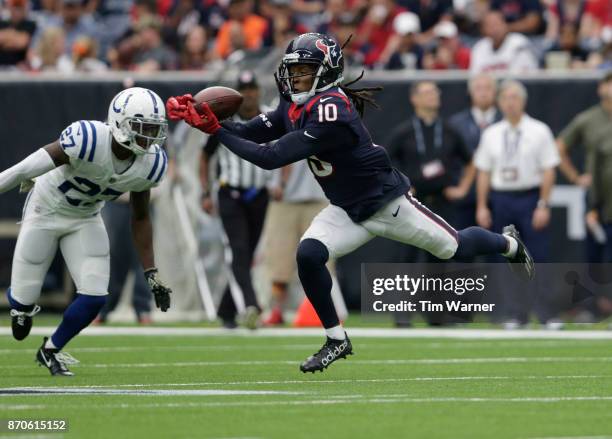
left=200, top=71, right=279, bottom=329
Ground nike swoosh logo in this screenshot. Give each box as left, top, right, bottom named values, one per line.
left=320, top=97, right=332, bottom=103
left=392, top=205, right=400, bottom=217
left=304, top=130, right=317, bottom=139
left=40, top=351, right=52, bottom=368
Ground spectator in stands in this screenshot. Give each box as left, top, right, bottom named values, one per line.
left=135, top=14, right=178, bottom=70
left=557, top=72, right=612, bottom=260
left=384, top=11, right=423, bottom=70
left=215, top=0, right=268, bottom=60
left=316, top=0, right=349, bottom=35
left=70, top=34, right=106, bottom=71
left=475, top=80, right=560, bottom=328
left=178, top=25, right=210, bottom=70
left=30, top=25, right=73, bottom=71
left=449, top=73, right=501, bottom=231
left=423, top=21, right=471, bottom=70
left=263, top=161, right=330, bottom=326
left=397, top=0, right=452, bottom=44
left=470, top=11, right=538, bottom=73
left=329, top=12, right=363, bottom=66
left=91, top=0, right=133, bottom=59
left=0, top=0, right=37, bottom=69
left=491, top=0, right=544, bottom=35
left=35, top=0, right=97, bottom=55
left=354, top=0, right=405, bottom=67
left=261, top=0, right=304, bottom=49
left=586, top=0, right=612, bottom=42
left=545, top=23, right=590, bottom=68
left=544, top=0, right=595, bottom=47
left=290, top=0, right=325, bottom=32
left=588, top=27, right=612, bottom=69
left=453, top=0, right=491, bottom=38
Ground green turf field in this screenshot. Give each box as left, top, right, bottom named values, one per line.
left=1, top=329, right=612, bottom=439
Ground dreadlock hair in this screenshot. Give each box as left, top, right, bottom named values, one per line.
left=340, top=71, right=383, bottom=117
left=338, top=35, right=383, bottom=117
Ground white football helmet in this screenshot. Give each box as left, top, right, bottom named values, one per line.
left=107, top=87, right=168, bottom=155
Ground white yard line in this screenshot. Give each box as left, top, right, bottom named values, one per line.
left=3, top=356, right=612, bottom=370
left=1, top=327, right=611, bottom=339
left=0, top=388, right=304, bottom=396
left=5, top=375, right=610, bottom=389
left=1, top=395, right=612, bottom=411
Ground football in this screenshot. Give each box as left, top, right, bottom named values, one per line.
left=193, top=86, right=243, bottom=121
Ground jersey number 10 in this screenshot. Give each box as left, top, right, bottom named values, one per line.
left=318, top=103, right=338, bottom=122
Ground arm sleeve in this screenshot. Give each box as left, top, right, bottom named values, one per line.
left=473, top=130, right=493, bottom=171
left=559, top=115, right=584, bottom=149
left=215, top=123, right=346, bottom=170
left=539, top=125, right=561, bottom=169
left=221, top=105, right=287, bottom=144
left=0, top=148, right=56, bottom=194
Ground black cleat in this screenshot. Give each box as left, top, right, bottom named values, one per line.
left=35, top=337, right=78, bottom=377
left=300, top=334, right=353, bottom=373
left=10, top=305, right=40, bottom=341
left=503, top=224, right=535, bottom=281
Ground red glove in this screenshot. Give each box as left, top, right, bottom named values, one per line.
left=165, top=94, right=194, bottom=121
left=185, top=102, right=221, bottom=135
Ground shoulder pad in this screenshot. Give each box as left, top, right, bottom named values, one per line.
left=144, top=145, right=168, bottom=186
left=59, top=120, right=104, bottom=163
left=304, top=92, right=353, bottom=125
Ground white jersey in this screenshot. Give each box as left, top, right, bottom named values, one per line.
left=469, top=33, right=538, bottom=74
left=31, top=120, right=168, bottom=217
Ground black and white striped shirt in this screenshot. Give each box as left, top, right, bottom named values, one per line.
left=204, top=111, right=274, bottom=190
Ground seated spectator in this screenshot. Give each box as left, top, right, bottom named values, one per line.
left=588, top=27, right=612, bottom=69
left=215, top=0, right=268, bottom=59
left=315, top=0, right=348, bottom=35
left=261, top=0, right=305, bottom=49
left=454, top=0, right=491, bottom=38
left=545, top=23, right=590, bottom=68
left=0, top=0, right=37, bottom=69
left=544, top=0, right=594, bottom=47
left=329, top=12, right=364, bottom=66
left=30, top=25, right=73, bottom=71
left=470, top=11, right=538, bottom=73
left=290, top=0, right=325, bottom=32
left=178, top=24, right=210, bottom=70
left=354, top=0, right=405, bottom=67
left=131, top=14, right=177, bottom=71
left=34, top=0, right=97, bottom=55
left=71, top=35, right=107, bottom=71
left=491, top=0, right=544, bottom=35
left=93, top=0, right=133, bottom=60
left=397, top=0, right=453, bottom=44
left=423, top=21, right=470, bottom=70
left=383, top=11, right=423, bottom=70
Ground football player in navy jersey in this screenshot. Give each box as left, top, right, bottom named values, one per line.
left=167, top=33, right=534, bottom=373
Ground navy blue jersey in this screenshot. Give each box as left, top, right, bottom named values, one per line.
left=216, top=87, right=410, bottom=222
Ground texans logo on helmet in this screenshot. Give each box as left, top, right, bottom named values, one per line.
left=315, top=39, right=341, bottom=68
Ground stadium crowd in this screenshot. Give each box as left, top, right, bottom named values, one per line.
left=0, top=0, right=610, bottom=72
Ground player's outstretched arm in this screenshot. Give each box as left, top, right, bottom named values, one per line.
left=0, top=141, right=68, bottom=194
left=130, top=190, right=172, bottom=312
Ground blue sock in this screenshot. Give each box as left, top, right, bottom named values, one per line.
left=51, top=294, right=106, bottom=350
left=454, top=226, right=508, bottom=261
left=7, top=288, right=34, bottom=313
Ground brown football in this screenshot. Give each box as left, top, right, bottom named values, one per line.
left=193, top=86, right=243, bottom=121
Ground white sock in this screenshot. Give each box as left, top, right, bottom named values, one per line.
left=502, top=236, right=518, bottom=258
left=44, top=338, right=57, bottom=350
left=325, top=325, right=346, bottom=341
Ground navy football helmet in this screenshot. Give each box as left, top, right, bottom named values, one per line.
left=275, top=33, right=344, bottom=105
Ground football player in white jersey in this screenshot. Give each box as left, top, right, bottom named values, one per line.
left=0, top=87, right=172, bottom=376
